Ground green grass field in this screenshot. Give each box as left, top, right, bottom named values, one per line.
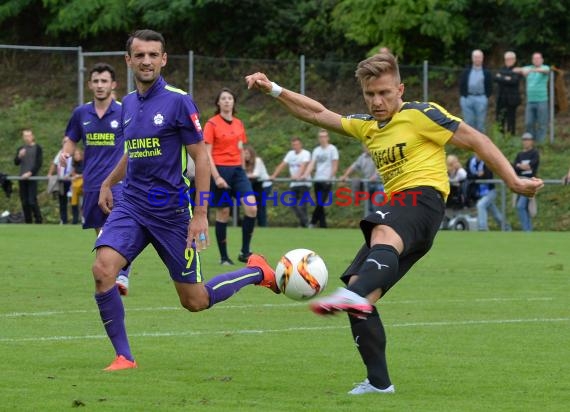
left=1, top=225, right=569, bottom=411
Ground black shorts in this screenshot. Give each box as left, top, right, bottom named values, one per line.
left=340, top=186, right=445, bottom=294
left=210, top=166, right=254, bottom=208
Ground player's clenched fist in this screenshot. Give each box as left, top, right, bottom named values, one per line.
left=245, top=72, right=272, bottom=93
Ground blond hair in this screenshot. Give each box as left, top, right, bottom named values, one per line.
left=355, top=53, right=401, bottom=86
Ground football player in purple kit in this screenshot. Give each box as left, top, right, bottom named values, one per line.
left=93, top=29, right=279, bottom=371
left=60, top=63, right=131, bottom=295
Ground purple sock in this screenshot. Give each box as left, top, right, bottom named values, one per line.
left=95, top=285, right=134, bottom=361
left=205, top=267, right=263, bottom=307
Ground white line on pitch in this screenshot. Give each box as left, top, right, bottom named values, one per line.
left=0, top=317, right=568, bottom=343
left=0, top=296, right=555, bottom=318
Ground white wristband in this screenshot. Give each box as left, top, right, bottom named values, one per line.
left=269, top=82, right=282, bottom=98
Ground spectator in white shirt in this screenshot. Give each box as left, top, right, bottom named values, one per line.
left=244, top=144, right=272, bottom=227
left=270, top=136, right=311, bottom=227
left=305, top=129, right=339, bottom=228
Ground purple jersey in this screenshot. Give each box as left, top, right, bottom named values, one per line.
left=121, top=77, right=203, bottom=213
left=65, top=100, right=124, bottom=192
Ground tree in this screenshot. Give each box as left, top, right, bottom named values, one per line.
left=332, top=0, right=570, bottom=66
left=332, top=0, right=470, bottom=63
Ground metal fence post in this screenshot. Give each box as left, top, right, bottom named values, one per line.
left=300, top=54, right=305, bottom=95
left=188, top=50, right=194, bottom=95
left=78, top=46, right=84, bottom=105
left=423, top=60, right=429, bottom=102
left=362, top=180, right=369, bottom=218
left=127, top=67, right=134, bottom=93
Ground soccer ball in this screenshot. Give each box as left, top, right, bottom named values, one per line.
left=275, top=248, right=328, bottom=301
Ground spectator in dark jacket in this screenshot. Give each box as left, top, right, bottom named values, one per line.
left=513, top=132, right=539, bottom=231
left=495, top=51, right=522, bottom=136
left=14, top=128, right=43, bottom=223
left=459, top=49, right=493, bottom=133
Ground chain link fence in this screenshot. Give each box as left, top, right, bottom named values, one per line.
left=1, top=45, right=569, bottom=229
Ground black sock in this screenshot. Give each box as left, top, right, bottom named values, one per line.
left=348, top=244, right=399, bottom=297
left=241, top=216, right=255, bottom=255
left=349, top=306, right=391, bottom=389
left=215, top=221, right=228, bottom=260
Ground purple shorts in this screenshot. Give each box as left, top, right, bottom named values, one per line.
left=94, top=199, right=203, bottom=283
left=82, top=185, right=124, bottom=230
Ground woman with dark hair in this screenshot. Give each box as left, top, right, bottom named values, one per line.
left=244, top=144, right=272, bottom=227
left=204, top=88, right=257, bottom=265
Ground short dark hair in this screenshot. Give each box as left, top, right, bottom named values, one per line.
left=290, top=136, right=302, bottom=144
left=89, top=62, right=116, bottom=82
left=214, top=88, right=237, bottom=115
left=126, top=29, right=166, bottom=55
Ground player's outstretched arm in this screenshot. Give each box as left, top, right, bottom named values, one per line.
left=245, top=72, right=347, bottom=136
left=449, top=122, right=544, bottom=197
left=98, top=154, right=127, bottom=214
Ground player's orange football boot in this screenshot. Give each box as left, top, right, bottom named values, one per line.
left=103, top=355, right=137, bottom=371
left=247, top=254, right=280, bottom=294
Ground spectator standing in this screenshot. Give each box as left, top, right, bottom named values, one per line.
left=514, top=52, right=550, bottom=144
left=466, top=154, right=508, bottom=231
left=494, top=51, right=522, bottom=135
left=71, top=148, right=84, bottom=225
left=459, top=49, right=493, bottom=133
left=513, top=132, right=539, bottom=231
left=47, top=138, right=72, bottom=224
left=270, top=137, right=311, bottom=227
left=204, top=88, right=257, bottom=265
left=244, top=144, right=272, bottom=227
left=14, top=128, right=43, bottom=223
left=305, top=129, right=339, bottom=228
left=340, top=145, right=384, bottom=215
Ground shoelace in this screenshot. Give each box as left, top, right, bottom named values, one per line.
left=352, top=381, right=370, bottom=390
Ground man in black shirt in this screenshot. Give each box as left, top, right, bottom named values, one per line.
left=14, top=128, right=43, bottom=223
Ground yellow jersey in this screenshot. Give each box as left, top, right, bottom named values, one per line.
left=341, top=101, right=461, bottom=200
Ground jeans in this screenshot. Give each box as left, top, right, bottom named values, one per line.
left=525, top=101, right=548, bottom=143
left=476, top=189, right=504, bottom=230
left=516, top=195, right=532, bottom=231
left=460, top=95, right=488, bottom=133
left=251, top=180, right=272, bottom=227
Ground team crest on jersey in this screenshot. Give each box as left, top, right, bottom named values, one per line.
left=110, top=120, right=119, bottom=129
left=153, top=113, right=165, bottom=126
left=190, top=113, right=202, bottom=132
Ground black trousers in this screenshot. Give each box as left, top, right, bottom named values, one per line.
left=310, top=181, right=332, bottom=227
left=497, top=103, right=518, bottom=135
left=18, top=180, right=42, bottom=223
